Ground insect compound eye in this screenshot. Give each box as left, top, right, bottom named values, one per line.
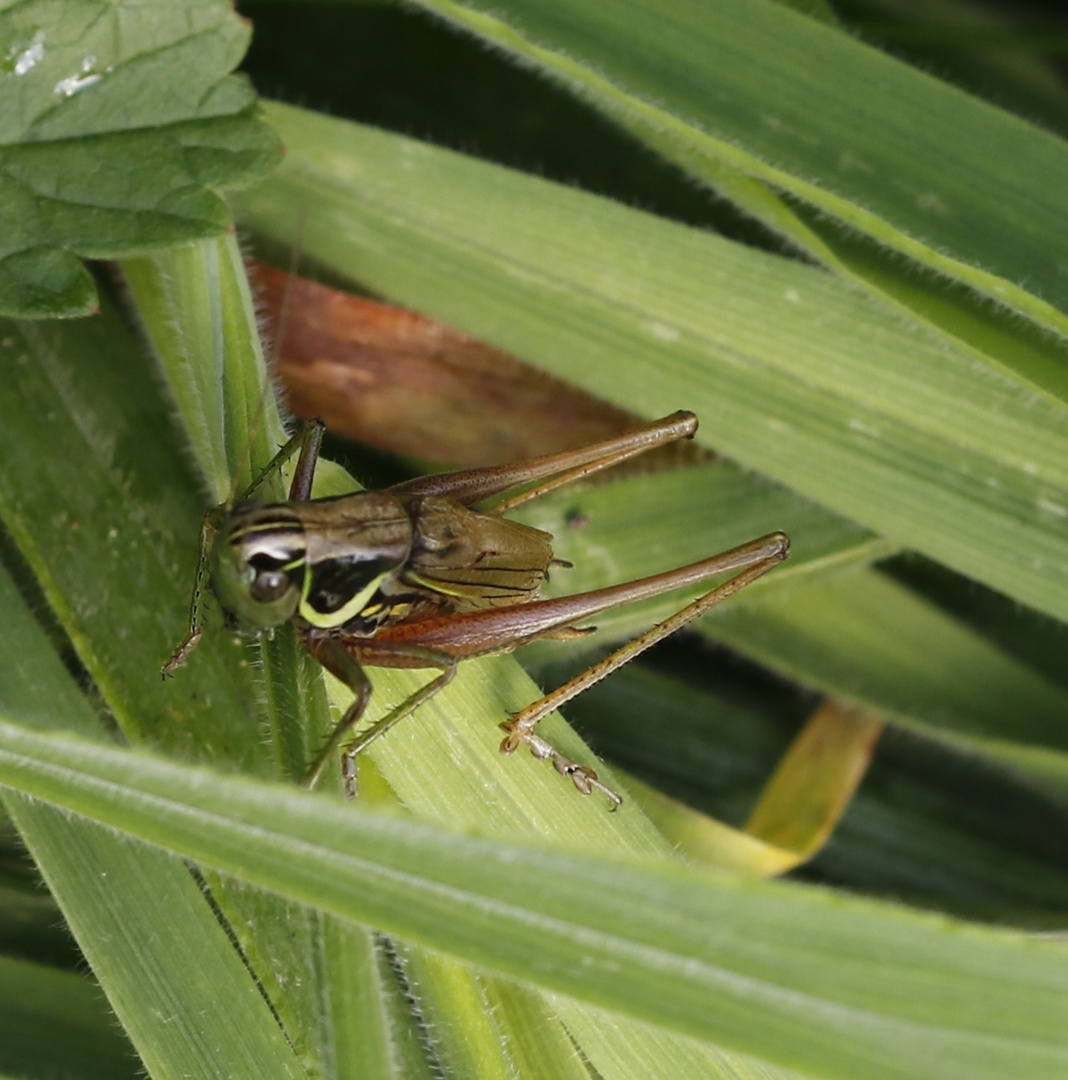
left=211, top=513, right=304, bottom=630
left=249, top=569, right=292, bottom=604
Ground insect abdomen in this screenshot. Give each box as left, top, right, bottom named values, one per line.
left=404, top=495, right=554, bottom=608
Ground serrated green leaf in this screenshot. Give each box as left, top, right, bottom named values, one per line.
left=0, top=0, right=281, bottom=318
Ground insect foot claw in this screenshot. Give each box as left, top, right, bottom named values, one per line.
left=556, top=758, right=594, bottom=794
left=501, top=727, right=623, bottom=810
left=341, top=753, right=359, bottom=799
left=161, top=628, right=202, bottom=679
left=498, top=718, right=525, bottom=755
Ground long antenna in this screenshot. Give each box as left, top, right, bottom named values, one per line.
left=226, top=207, right=309, bottom=507
left=164, top=214, right=310, bottom=677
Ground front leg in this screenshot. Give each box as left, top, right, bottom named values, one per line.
left=303, top=636, right=373, bottom=794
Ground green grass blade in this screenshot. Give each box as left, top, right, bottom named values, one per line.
left=123, top=241, right=289, bottom=503
left=565, top=667, right=1068, bottom=918
left=554, top=998, right=810, bottom=1080
left=1, top=724, right=1068, bottom=1080
left=0, top=567, right=303, bottom=1080
left=4, top=796, right=305, bottom=1080
left=322, top=926, right=432, bottom=1080
left=708, top=566, right=1068, bottom=753
left=481, top=979, right=595, bottom=1080
left=416, top=0, right=1068, bottom=343
left=392, top=944, right=521, bottom=1080
left=0, top=300, right=261, bottom=768
left=767, top=213, right=1068, bottom=412
left=235, top=104, right=1068, bottom=625
left=0, top=251, right=403, bottom=1077
left=0, top=954, right=139, bottom=1080
left=826, top=0, right=1068, bottom=134
left=122, top=237, right=398, bottom=1075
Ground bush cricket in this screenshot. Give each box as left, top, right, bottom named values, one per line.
left=164, top=411, right=789, bottom=807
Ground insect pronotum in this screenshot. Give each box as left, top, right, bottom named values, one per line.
left=164, top=411, right=789, bottom=808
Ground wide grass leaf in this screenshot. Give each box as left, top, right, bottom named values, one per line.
left=0, top=953, right=139, bottom=1080
left=235, top=104, right=1068, bottom=625
left=0, top=561, right=304, bottom=1079
left=1, top=723, right=1068, bottom=1080
left=416, top=0, right=1068, bottom=349
left=1, top=234, right=742, bottom=1077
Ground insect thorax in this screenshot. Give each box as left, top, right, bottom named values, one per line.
left=295, top=491, right=415, bottom=629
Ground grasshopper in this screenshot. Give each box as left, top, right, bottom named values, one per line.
left=164, top=411, right=788, bottom=807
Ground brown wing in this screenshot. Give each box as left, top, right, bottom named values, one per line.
left=400, top=495, right=554, bottom=610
